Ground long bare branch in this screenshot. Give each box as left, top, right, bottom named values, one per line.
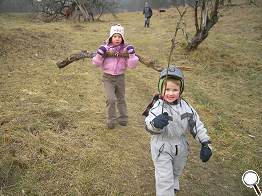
left=56, top=50, right=192, bottom=72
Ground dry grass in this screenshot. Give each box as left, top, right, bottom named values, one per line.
left=0, top=2, right=262, bottom=196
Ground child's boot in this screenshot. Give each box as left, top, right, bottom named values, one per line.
left=107, top=123, right=115, bottom=129
left=119, top=121, right=127, bottom=126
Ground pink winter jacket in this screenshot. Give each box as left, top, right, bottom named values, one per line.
left=92, top=43, right=139, bottom=75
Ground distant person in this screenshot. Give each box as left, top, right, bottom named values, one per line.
left=143, top=2, right=153, bottom=27
left=144, top=66, right=212, bottom=195
left=92, top=24, right=139, bottom=129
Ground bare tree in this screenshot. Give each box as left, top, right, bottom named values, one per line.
left=248, top=0, right=256, bottom=5
left=32, top=0, right=70, bottom=21
left=185, top=0, right=219, bottom=50
left=69, top=0, right=118, bottom=21
left=32, top=0, right=118, bottom=22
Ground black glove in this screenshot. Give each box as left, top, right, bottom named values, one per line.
left=200, top=141, right=212, bottom=162
left=152, top=112, right=172, bottom=129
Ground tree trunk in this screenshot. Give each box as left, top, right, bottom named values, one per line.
left=186, top=0, right=219, bottom=51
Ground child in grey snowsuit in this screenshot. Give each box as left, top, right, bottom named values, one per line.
left=144, top=66, right=212, bottom=196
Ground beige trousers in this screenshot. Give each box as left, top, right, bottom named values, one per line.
left=102, top=73, right=128, bottom=125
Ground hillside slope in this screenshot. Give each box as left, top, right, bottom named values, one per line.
left=0, top=3, right=261, bottom=196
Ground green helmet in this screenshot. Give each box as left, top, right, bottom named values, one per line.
left=158, top=66, right=184, bottom=94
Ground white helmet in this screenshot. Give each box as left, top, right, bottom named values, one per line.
left=158, top=66, right=184, bottom=94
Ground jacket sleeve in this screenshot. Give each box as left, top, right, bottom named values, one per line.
left=127, top=53, right=139, bottom=69
left=92, top=44, right=108, bottom=67
left=144, top=100, right=164, bottom=134
left=92, top=54, right=104, bottom=67
left=188, top=104, right=211, bottom=143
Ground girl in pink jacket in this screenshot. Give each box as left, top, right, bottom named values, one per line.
left=92, top=24, right=139, bottom=129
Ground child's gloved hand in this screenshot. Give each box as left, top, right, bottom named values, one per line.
left=126, top=45, right=135, bottom=54
left=152, top=112, right=172, bottom=129
left=200, top=141, right=212, bottom=162
left=97, top=45, right=107, bottom=56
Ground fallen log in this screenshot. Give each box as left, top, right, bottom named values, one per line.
left=56, top=50, right=192, bottom=72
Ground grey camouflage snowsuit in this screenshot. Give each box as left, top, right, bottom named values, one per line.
left=145, top=98, right=211, bottom=196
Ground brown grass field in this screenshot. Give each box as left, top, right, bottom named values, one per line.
left=0, top=1, right=262, bottom=196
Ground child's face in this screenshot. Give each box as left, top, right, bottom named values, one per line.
left=111, top=33, right=123, bottom=46
left=162, top=80, right=180, bottom=103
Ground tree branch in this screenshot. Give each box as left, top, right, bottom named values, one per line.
left=56, top=50, right=192, bottom=72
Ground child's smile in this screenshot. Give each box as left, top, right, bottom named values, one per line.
left=162, top=81, right=180, bottom=103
